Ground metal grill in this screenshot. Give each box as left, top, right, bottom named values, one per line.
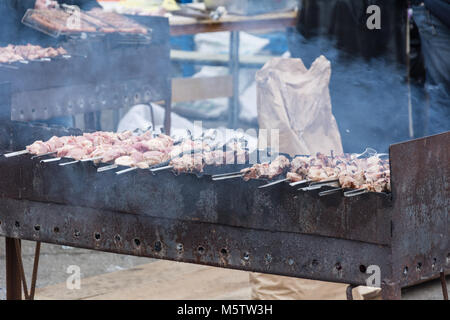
left=0, top=120, right=448, bottom=299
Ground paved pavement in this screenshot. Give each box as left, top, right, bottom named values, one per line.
left=0, top=238, right=448, bottom=300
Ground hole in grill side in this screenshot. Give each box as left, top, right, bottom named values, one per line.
left=176, top=243, right=184, bottom=252
left=154, top=240, right=162, bottom=252
left=134, top=238, right=141, bottom=247
left=197, top=246, right=205, bottom=254
left=73, top=230, right=80, bottom=238
left=243, top=252, right=250, bottom=261
left=53, top=227, right=59, bottom=233
left=359, top=265, right=367, bottom=273
left=335, top=262, right=342, bottom=271
left=403, top=266, right=409, bottom=276
left=220, top=248, right=228, bottom=256
left=15, top=221, right=20, bottom=228
left=416, top=262, right=422, bottom=272
left=94, top=232, right=101, bottom=241
left=114, top=235, right=121, bottom=242
left=34, top=225, right=40, bottom=231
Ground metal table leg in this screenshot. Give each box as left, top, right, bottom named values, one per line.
left=228, top=31, right=240, bottom=129
left=164, top=80, right=172, bottom=135
left=440, top=272, right=448, bottom=300
left=5, top=237, right=22, bottom=300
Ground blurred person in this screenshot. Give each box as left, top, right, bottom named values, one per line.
left=412, top=0, right=450, bottom=135
left=288, top=0, right=412, bottom=153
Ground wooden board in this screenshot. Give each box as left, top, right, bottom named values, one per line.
left=169, top=11, right=298, bottom=36
left=36, top=260, right=252, bottom=300
left=172, top=76, right=233, bottom=103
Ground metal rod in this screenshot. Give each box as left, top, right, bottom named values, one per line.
left=14, top=239, right=29, bottom=300
left=344, top=189, right=369, bottom=197
left=300, top=185, right=323, bottom=191
left=346, top=284, right=357, bottom=300
left=300, top=181, right=340, bottom=192
left=116, top=167, right=138, bottom=175
left=258, top=178, right=288, bottom=189
left=289, top=179, right=310, bottom=187
left=440, top=272, right=448, bottom=300
left=212, top=171, right=245, bottom=178
left=29, top=241, right=41, bottom=300
left=150, top=165, right=174, bottom=173
left=4, top=150, right=29, bottom=158
left=40, top=157, right=62, bottom=163
left=59, top=159, right=80, bottom=166
left=319, top=188, right=343, bottom=197
left=30, top=151, right=57, bottom=159
left=212, top=174, right=243, bottom=181
left=97, top=164, right=118, bottom=172
left=5, top=237, right=22, bottom=300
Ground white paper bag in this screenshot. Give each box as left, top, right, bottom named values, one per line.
left=256, top=56, right=343, bottom=156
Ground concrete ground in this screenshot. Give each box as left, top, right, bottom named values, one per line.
left=0, top=238, right=448, bottom=300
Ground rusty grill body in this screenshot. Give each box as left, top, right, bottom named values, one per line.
left=0, top=17, right=171, bottom=125
left=0, top=115, right=448, bottom=298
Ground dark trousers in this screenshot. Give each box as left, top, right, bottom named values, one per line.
left=414, top=5, right=450, bottom=135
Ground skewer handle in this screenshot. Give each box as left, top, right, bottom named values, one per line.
left=344, top=189, right=368, bottom=197
left=150, top=165, right=174, bottom=173
left=116, top=167, right=138, bottom=175
left=289, top=179, right=310, bottom=187
left=97, top=164, right=118, bottom=173
left=40, top=157, right=62, bottom=163
left=319, top=188, right=343, bottom=197
left=59, top=160, right=80, bottom=166
left=212, top=174, right=243, bottom=181
left=258, top=178, right=288, bottom=189
left=4, top=150, right=29, bottom=158
left=212, top=171, right=245, bottom=178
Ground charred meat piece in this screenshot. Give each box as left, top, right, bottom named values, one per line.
left=240, top=155, right=290, bottom=181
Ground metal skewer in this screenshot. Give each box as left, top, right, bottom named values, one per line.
left=150, top=165, right=173, bottom=173
left=300, top=181, right=340, bottom=192
left=212, top=171, right=245, bottom=178
left=258, top=178, right=288, bottom=189
left=4, top=150, right=29, bottom=158
left=116, top=167, right=138, bottom=175
left=289, top=179, right=310, bottom=187
left=344, top=188, right=369, bottom=197
left=97, top=164, right=118, bottom=173
left=59, top=159, right=80, bottom=166
left=319, top=188, right=343, bottom=197
left=212, top=174, right=243, bottom=181
left=40, top=157, right=62, bottom=163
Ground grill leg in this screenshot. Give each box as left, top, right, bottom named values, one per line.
left=440, top=272, right=448, bottom=300
left=381, top=282, right=402, bottom=300
left=5, top=237, right=22, bottom=300
left=346, top=284, right=357, bottom=300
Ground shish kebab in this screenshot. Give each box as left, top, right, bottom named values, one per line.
left=6, top=131, right=248, bottom=174
left=213, top=153, right=391, bottom=195
left=5, top=133, right=389, bottom=194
